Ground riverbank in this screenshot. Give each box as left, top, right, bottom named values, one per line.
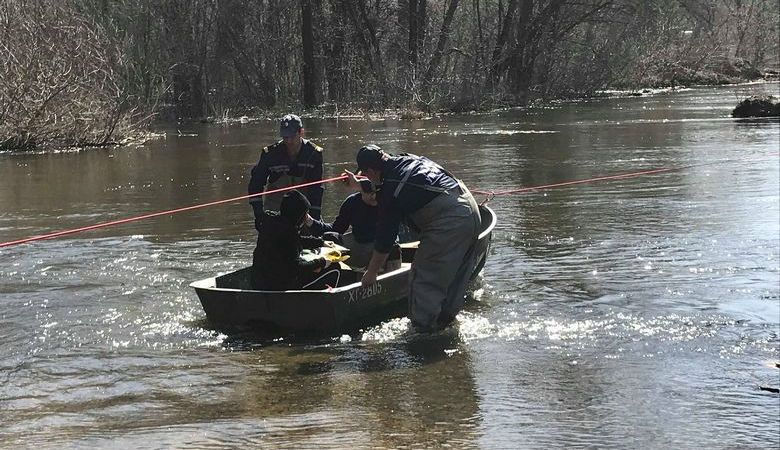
left=4, top=76, right=777, bottom=154
left=204, top=78, right=780, bottom=126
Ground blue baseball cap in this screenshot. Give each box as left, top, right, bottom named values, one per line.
left=280, top=114, right=303, bottom=137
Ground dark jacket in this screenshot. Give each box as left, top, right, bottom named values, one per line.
left=251, top=212, right=325, bottom=290
left=309, top=193, right=378, bottom=244
left=248, top=139, right=324, bottom=226
left=251, top=191, right=325, bottom=290
left=373, top=154, right=459, bottom=253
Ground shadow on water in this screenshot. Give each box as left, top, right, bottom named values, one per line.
left=292, top=327, right=465, bottom=375
left=189, top=316, right=342, bottom=349
left=218, top=326, right=483, bottom=448
left=733, top=117, right=780, bottom=125
left=195, top=313, right=470, bottom=360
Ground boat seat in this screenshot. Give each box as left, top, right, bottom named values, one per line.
left=399, top=241, right=419, bottom=263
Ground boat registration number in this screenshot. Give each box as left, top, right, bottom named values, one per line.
left=348, top=283, right=383, bottom=302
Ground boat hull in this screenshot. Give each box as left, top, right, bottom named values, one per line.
left=191, top=205, right=496, bottom=333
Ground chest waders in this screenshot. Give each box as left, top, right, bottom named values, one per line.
left=388, top=174, right=482, bottom=331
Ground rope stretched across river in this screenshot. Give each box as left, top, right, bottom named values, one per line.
left=0, top=175, right=348, bottom=248
left=470, top=167, right=681, bottom=202
left=0, top=158, right=761, bottom=249
left=468, top=156, right=764, bottom=203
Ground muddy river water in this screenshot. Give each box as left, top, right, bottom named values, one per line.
left=1, top=83, right=778, bottom=448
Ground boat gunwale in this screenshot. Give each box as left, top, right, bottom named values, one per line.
left=478, top=205, right=497, bottom=241
left=189, top=205, right=496, bottom=296
left=189, top=263, right=412, bottom=295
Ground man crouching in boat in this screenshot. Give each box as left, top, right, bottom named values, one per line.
left=349, top=145, right=481, bottom=332
left=251, top=190, right=332, bottom=290
left=302, top=181, right=402, bottom=270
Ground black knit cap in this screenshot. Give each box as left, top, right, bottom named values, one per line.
left=280, top=189, right=310, bottom=226
left=356, top=144, right=384, bottom=171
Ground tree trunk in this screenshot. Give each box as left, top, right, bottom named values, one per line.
left=506, top=0, right=534, bottom=101
left=403, top=0, right=428, bottom=67
left=489, top=0, right=518, bottom=86
left=408, top=0, right=418, bottom=66
left=324, top=1, right=346, bottom=102
left=302, top=0, right=319, bottom=107
left=339, top=0, right=387, bottom=103
left=422, top=0, right=460, bottom=97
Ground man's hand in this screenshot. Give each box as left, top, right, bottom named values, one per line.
left=362, top=251, right=388, bottom=286
left=313, top=257, right=331, bottom=274
left=304, top=213, right=314, bottom=227
left=361, top=269, right=378, bottom=286
left=343, top=169, right=366, bottom=192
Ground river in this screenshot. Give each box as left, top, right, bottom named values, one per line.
left=1, top=83, right=778, bottom=449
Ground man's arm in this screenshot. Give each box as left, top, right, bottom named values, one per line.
left=373, top=199, right=402, bottom=254
left=248, top=149, right=270, bottom=229
left=306, top=197, right=348, bottom=237
left=307, top=216, right=327, bottom=237
left=300, top=235, right=325, bottom=250
left=362, top=196, right=398, bottom=286
left=305, top=149, right=324, bottom=220
left=361, top=250, right=389, bottom=286
left=327, top=196, right=355, bottom=235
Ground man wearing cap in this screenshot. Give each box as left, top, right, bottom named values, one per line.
left=248, top=114, right=324, bottom=230
left=251, top=189, right=332, bottom=290
left=348, top=145, right=482, bottom=332
left=302, top=183, right=403, bottom=269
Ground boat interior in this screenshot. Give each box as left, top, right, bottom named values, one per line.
left=213, top=241, right=418, bottom=291
left=211, top=205, right=495, bottom=292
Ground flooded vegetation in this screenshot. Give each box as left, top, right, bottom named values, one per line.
left=2, top=0, right=778, bottom=151
left=1, top=84, right=778, bottom=448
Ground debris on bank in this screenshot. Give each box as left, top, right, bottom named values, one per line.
left=732, top=96, right=780, bottom=118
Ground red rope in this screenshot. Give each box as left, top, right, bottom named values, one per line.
left=0, top=175, right=348, bottom=249
left=4, top=156, right=768, bottom=249
left=471, top=167, right=680, bottom=197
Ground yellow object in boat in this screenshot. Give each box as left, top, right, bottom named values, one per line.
left=324, top=249, right=350, bottom=262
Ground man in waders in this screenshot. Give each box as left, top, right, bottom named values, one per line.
left=248, top=114, right=324, bottom=230
left=350, top=145, right=482, bottom=332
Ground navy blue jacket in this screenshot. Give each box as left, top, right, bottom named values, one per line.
left=309, top=193, right=377, bottom=244
left=248, top=139, right=324, bottom=221
left=251, top=211, right=325, bottom=290
left=373, top=154, right=459, bottom=253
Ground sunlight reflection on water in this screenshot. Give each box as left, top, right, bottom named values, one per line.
left=1, top=84, right=778, bottom=448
